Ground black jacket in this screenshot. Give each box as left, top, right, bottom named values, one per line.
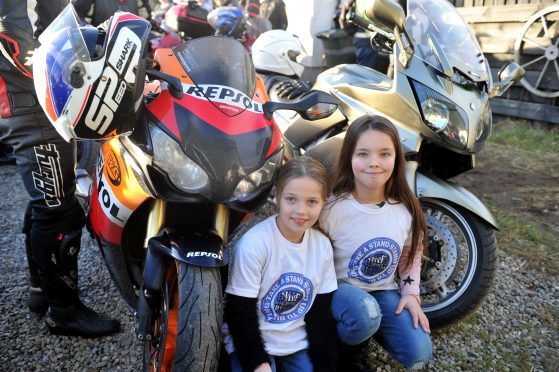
left=0, top=0, right=69, bottom=117
left=73, top=0, right=152, bottom=26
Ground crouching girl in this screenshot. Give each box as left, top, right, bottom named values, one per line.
left=320, top=115, right=433, bottom=370
left=225, top=157, right=338, bottom=372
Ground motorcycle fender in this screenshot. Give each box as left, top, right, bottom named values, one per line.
left=415, top=172, right=499, bottom=230
left=150, top=228, right=229, bottom=268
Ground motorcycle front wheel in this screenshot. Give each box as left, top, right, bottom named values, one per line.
left=419, top=199, right=498, bottom=329
left=144, top=262, right=223, bottom=372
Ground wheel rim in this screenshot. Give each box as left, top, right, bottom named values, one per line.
left=144, top=264, right=179, bottom=372
left=420, top=200, right=478, bottom=313
left=514, top=5, right=559, bottom=98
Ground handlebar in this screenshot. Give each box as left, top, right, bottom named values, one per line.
left=346, top=11, right=395, bottom=41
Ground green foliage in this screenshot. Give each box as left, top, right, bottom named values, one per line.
left=491, top=118, right=559, bottom=153
left=491, top=207, right=558, bottom=275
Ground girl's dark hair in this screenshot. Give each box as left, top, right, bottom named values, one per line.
left=331, top=115, right=427, bottom=270
left=276, top=156, right=330, bottom=201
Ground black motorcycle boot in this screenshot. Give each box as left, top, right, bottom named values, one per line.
left=23, top=211, right=48, bottom=315
left=26, top=255, right=48, bottom=315
left=45, top=300, right=120, bottom=337
left=27, top=281, right=48, bottom=315
left=38, top=229, right=119, bottom=337
left=40, top=268, right=120, bottom=338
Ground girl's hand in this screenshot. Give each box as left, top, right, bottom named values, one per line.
left=395, top=294, right=431, bottom=334
left=255, top=362, right=273, bottom=372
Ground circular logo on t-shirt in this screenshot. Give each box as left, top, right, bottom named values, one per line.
left=348, top=237, right=400, bottom=284
left=261, top=272, right=313, bottom=324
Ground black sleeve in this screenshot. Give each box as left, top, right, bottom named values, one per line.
left=225, top=294, right=270, bottom=371
left=305, top=292, right=338, bottom=372
left=72, top=0, right=93, bottom=20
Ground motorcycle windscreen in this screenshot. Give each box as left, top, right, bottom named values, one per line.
left=173, top=36, right=256, bottom=116
left=406, top=0, right=489, bottom=83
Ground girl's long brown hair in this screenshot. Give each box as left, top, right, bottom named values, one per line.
left=276, top=156, right=330, bottom=204
left=331, top=115, right=427, bottom=270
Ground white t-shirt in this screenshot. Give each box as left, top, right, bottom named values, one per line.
left=319, top=194, right=413, bottom=292
left=225, top=215, right=337, bottom=356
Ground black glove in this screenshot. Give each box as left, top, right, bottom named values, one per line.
left=274, top=80, right=311, bottom=100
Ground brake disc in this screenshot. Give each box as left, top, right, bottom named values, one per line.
left=421, top=215, right=459, bottom=292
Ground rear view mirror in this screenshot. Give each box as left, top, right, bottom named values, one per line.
left=497, top=61, right=525, bottom=83
left=364, top=0, right=406, bottom=31
left=263, top=90, right=339, bottom=121
left=489, top=61, right=525, bottom=98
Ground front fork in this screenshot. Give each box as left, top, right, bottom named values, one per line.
left=135, top=200, right=229, bottom=341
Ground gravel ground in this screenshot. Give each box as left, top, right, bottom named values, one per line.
left=1, top=163, right=557, bottom=371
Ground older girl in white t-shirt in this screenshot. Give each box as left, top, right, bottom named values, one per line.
left=319, top=115, right=433, bottom=370
left=225, top=157, right=338, bottom=372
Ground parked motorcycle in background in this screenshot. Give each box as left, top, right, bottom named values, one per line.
left=207, top=6, right=271, bottom=50
left=261, top=0, right=524, bottom=328
left=33, top=5, right=338, bottom=371
left=164, top=1, right=215, bottom=40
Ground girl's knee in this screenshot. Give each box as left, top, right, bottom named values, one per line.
left=398, top=335, right=432, bottom=369
left=333, top=289, right=382, bottom=345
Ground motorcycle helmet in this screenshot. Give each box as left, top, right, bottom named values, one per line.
left=164, top=3, right=214, bottom=39
left=207, top=7, right=247, bottom=40
left=251, top=30, right=306, bottom=78
left=33, top=5, right=151, bottom=141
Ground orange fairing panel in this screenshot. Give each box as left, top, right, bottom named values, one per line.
left=89, top=138, right=149, bottom=244
left=153, top=48, right=193, bottom=84
left=254, top=75, right=268, bottom=103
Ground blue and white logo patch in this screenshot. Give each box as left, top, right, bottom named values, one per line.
left=261, top=272, right=313, bottom=324
left=348, top=238, right=400, bottom=284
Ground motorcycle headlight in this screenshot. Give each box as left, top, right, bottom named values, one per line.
left=150, top=124, right=209, bottom=192
left=412, top=80, right=468, bottom=150
left=234, top=150, right=283, bottom=201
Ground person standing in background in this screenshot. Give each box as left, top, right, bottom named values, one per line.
left=259, top=0, right=287, bottom=30
left=283, top=0, right=338, bottom=81
left=73, top=0, right=153, bottom=26
left=0, top=0, right=120, bottom=336
left=338, top=0, right=390, bottom=73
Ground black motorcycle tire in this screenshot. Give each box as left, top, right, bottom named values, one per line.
left=419, top=199, right=498, bottom=329
left=76, top=140, right=100, bottom=174
left=144, top=263, right=223, bottom=372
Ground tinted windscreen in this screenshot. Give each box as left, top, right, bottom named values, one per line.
left=407, top=0, right=489, bottom=82
left=173, top=36, right=256, bottom=98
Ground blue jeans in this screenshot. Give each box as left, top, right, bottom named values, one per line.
left=353, top=37, right=390, bottom=73
left=332, top=283, right=433, bottom=369
left=229, top=349, right=312, bottom=372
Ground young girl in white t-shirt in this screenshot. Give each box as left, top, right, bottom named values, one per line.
left=225, top=157, right=338, bottom=372
left=319, top=115, right=433, bottom=370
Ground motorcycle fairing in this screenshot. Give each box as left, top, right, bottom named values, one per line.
left=146, top=94, right=282, bottom=202
left=146, top=86, right=277, bottom=140
left=89, top=138, right=150, bottom=245
left=415, top=173, right=498, bottom=230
